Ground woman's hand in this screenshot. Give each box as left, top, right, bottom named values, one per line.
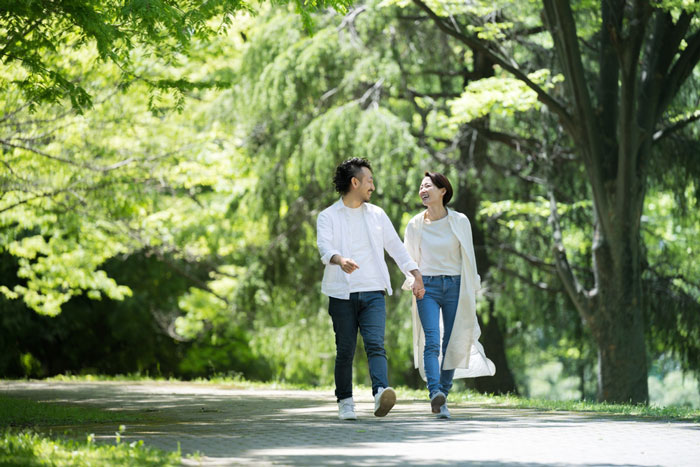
left=411, top=271, right=425, bottom=299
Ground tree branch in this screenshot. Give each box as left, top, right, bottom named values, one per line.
left=475, top=126, right=542, bottom=157
left=150, top=249, right=230, bottom=306
left=497, top=243, right=557, bottom=272
left=410, top=0, right=574, bottom=133
left=653, top=110, right=700, bottom=142
left=547, top=190, right=593, bottom=322
left=498, top=266, right=562, bottom=294
left=658, top=27, right=700, bottom=119
left=1, top=137, right=194, bottom=173
left=337, top=5, right=367, bottom=45
left=406, top=87, right=462, bottom=99
left=542, top=0, right=613, bottom=243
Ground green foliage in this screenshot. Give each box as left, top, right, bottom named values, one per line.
left=0, top=0, right=353, bottom=112
left=0, top=430, right=180, bottom=466
left=0, top=394, right=176, bottom=467
left=222, top=3, right=435, bottom=386
left=642, top=189, right=700, bottom=373
left=449, top=69, right=563, bottom=122
left=649, top=370, right=700, bottom=408
left=0, top=33, right=243, bottom=315
left=2, top=0, right=699, bottom=404
left=0, top=251, right=190, bottom=378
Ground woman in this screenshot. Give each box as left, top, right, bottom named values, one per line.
left=403, top=172, right=496, bottom=418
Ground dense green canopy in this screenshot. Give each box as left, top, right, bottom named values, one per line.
left=1, top=0, right=699, bottom=405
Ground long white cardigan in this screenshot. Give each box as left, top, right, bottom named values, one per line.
left=402, top=209, right=496, bottom=380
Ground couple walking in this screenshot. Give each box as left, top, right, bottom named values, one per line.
left=317, top=158, right=495, bottom=421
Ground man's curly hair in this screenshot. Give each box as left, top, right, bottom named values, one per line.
left=333, top=158, right=372, bottom=194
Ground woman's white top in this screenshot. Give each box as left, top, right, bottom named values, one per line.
left=420, top=216, right=462, bottom=276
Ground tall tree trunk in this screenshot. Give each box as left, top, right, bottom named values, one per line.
left=542, top=0, right=651, bottom=404
left=590, top=208, right=648, bottom=402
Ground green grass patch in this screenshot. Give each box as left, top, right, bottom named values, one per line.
left=0, top=396, right=179, bottom=466
left=41, top=373, right=336, bottom=391
left=0, top=396, right=144, bottom=428
left=0, top=430, right=180, bottom=466
left=452, top=391, right=700, bottom=422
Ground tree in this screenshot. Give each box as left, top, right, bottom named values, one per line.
left=0, top=31, right=246, bottom=315
left=0, top=0, right=352, bottom=112
left=0, top=0, right=349, bottom=316
left=224, top=1, right=528, bottom=391
left=411, top=0, right=700, bottom=402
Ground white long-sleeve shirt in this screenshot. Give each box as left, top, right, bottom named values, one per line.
left=317, top=199, right=419, bottom=299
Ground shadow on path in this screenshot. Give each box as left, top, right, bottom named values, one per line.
left=1, top=381, right=697, bottom=466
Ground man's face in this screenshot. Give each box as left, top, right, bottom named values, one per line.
left=353, top=167, right=375, bottom=202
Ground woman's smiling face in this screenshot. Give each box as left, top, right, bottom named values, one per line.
left=419, top=176, right=446, bottom=207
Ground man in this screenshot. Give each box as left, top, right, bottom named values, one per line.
left=317, top=158, right=425, bottom=420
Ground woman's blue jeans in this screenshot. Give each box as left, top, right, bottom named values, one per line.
left=328, top=291, right=389, bottom=401
left=416, top=275, right=460, bottom=398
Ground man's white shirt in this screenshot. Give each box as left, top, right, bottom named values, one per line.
left=317, top=199, right=419, bottom=299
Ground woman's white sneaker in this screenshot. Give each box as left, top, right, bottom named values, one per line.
left=338, top=397, right=357, bottom=420
left=437, top=403, right=451, bottom=419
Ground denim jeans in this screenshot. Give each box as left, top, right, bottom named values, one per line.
left=416, top=275, right=460, bottom=398
left=328, top=291, right=388, bottom=401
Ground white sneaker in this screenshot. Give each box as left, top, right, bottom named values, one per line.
left=430, top=391, right=446, bottom=414
left=437, top=403, right=451, bottom=419
left=338, top=397, right=357, bottom=420
left=373, top=387, right=396, bottom=417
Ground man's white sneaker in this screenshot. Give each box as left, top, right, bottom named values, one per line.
left=437, top=403, right=451, bottom=419
left=338, top=397, right=357, bottom=420
left=430, top=391, right=446, bottom=414
left=374, top=387, right=396, bottom=417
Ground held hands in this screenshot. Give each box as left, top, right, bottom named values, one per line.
left=411, top=271, right=425, bottom=299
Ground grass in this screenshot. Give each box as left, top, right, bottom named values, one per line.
left=0, top=396, right=144, bottom=428
left=0, top=396, right=178, bottom=466
left=0, top=430, right=181, bottom=467
left=42, top=372, right=336, bottom=391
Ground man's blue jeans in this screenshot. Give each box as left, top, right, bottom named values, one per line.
left=416, top=275, right=460, bottom=398
left=328, top=291, right=389, bottom=401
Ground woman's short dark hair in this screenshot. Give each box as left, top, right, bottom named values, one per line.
left=425, top=171, right=453, bottom=206
left=333, top=158, right=373, bottom=194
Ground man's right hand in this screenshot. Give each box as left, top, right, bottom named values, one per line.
left=331, top=255, right=360, bottom=274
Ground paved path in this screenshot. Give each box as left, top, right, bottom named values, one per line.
left=2, top=381, right=699, bottom=466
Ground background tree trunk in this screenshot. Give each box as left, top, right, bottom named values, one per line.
left=474, top=302, right=519, bottom=394
left=589, top=214, right=648, bottom=402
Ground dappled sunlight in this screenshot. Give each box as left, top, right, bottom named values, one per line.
left=3, top=381, right=699, bottom=465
